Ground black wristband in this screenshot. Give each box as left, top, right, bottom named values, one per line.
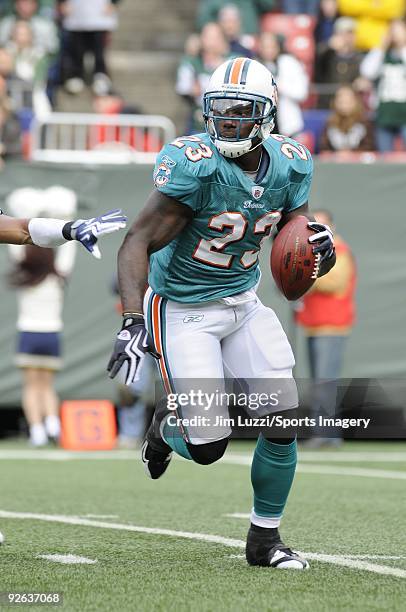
left=122, top=314, right=144, bottom=327
left=62, top=221, right=74, bottom=241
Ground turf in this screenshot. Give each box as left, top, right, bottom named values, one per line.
left=0, top=441, right=405, bottom=611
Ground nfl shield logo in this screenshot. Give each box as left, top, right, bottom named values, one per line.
left=252, top=186, right=264, bottom=200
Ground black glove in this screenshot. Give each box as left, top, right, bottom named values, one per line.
left=107, top=315, right=160, bottom=385
left=308, top=221, right=335, bottom=262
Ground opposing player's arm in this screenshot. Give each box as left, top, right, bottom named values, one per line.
left=278, top=202, right=336, bottom=277
left=0, top=209, right=127, bottom=255
left=118, top=189, right=193, bottom=314
left=0, top=214, right=32, bottom=245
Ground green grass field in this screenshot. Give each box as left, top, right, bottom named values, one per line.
left=0, top=440, right=405, bottom=612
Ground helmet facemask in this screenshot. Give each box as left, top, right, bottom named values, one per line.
left=203, top=92, right=276, bottom=158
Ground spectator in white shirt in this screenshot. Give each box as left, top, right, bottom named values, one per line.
left=257, top=31, right=309, bottom=137
left=60, top=0, right=118, bottom=96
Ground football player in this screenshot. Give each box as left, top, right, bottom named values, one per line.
left=0, top=208, right=127, bottom=256
left=108, top=58, right=335, bottom=570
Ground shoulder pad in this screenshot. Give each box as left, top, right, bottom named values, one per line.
left=156, top=134, right=218, bottom=180
left=267, top=133, right=313, bottom=177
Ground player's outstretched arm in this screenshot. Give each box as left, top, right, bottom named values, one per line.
left=108, top=190, right=192, bottom=385
left=0, top=214, right=33, bottom=245
left=0, top=209, right=127, bottom=256
left=277, top=202, right=336, bottom=277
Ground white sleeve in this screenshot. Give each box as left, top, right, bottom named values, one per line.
left=28, top=218, right=67, bottom=247
left=360, top=49, right=385, bottom=80
left=277, top=55, right=309, bottom=102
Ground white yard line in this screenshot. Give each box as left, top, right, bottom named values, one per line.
left=346, top=555, right=406, bottom=560
left=81, top=514, right=119, bottom=519
left=222, top=454, right=406, bottom=480
left=297, top=452, right=406, bottom=463
left=38, top=554, right=97, bottom=564
left=227, top=554, right=406, bottom=577
left=0, top=450, right=135, bottom=461
left=0, top=449, right=404, bottom=480
left=0, top=510, right=405, bottom=579
left=0, top=449, right=405, bottom=463
left=224, top=513, right=251, bottom=519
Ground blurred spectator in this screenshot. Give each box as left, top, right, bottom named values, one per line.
left=296, top=209, right=356, bottom=447
left=59, top=0, right=119, bottom=96
left=218, top=4, right=254, bottom=57
left=197, top=0, right=276, bottom=35
left=0, top=46, right=34, bottom=108
left=0, top=0, right=58, bottom=55
left=257, top=31, right=309, bottom=136
left=176, top=22, right=231, bottom=133
left=0, top=95, right=22, bottom=159
left=281, top=0, right=320, bottom=15
left=6, top=186, right=77, bottom=447
left=315, top=16, right=363, bottom=107
left=360, top=19, right=406, bottom=152
left=319, top=85, right=375, bottom=151
left=6, top=20, right=48, bottom=84
left=0, top=0, right=56, bottom=19
left=315, top=0, right=338, bottom=48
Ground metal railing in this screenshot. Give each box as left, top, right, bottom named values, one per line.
left=30, top=112, right=176, bottom=164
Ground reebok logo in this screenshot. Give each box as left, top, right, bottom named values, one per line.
left=183, top=314, right=204, bottom=323
left=118, top=330, right=131, bottom=340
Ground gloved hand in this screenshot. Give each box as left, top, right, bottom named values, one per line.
left=107, top=314, right=160, bottom=385
left=64, top=209, right=127, bottom=258
left=308, top=221, right=335, bottom=263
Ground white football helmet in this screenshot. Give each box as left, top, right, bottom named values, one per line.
left=203, top=57, right=278, bottom=158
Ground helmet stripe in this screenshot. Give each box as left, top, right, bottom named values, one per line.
left=224, top=60, right=233, bottom=84
left=230, top=57, right=245, bottom=84
left=239, top=58, right=251, bottom=85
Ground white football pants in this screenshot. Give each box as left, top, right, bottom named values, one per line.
left=144, top=286, right=298, bottom=444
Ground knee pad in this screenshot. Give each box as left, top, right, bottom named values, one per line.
left=186, top=437, right=229, bottom=465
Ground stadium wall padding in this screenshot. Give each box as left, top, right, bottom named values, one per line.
left=0, top=160, right=405, bottom=406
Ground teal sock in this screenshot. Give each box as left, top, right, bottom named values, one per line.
left=251, top=435, right=297, bottom=518
left=162, top=416, right=192, bottom=460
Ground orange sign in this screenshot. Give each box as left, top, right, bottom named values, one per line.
left=60, top=400, right=117, bottom=450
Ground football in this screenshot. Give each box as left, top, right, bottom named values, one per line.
left=271, top=215, right=320, bottom=301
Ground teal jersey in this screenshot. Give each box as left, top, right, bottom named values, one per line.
left=149, top=132, right=313, bottom=303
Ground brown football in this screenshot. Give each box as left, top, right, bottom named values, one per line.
left=271, top=215, right=320, bottom=301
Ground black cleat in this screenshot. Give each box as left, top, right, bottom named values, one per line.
left=141, top=403, right=172, bottom=480
left=246, top=523, right=309, bottom=569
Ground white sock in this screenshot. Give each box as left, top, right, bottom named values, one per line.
left=45, top=415, right=60, bottom=438
left=30, top=423, right=48, bottom=447
left=250, top=509, right=281, bottom=529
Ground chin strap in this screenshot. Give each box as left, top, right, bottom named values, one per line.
left=214, top=138, right=253, bottom=158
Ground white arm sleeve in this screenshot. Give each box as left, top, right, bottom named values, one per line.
left=28, top=218, right=68, bottom=247
left=360, top=49, right=385, bottom=80
left=277, top=55, right=309, bottom=102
